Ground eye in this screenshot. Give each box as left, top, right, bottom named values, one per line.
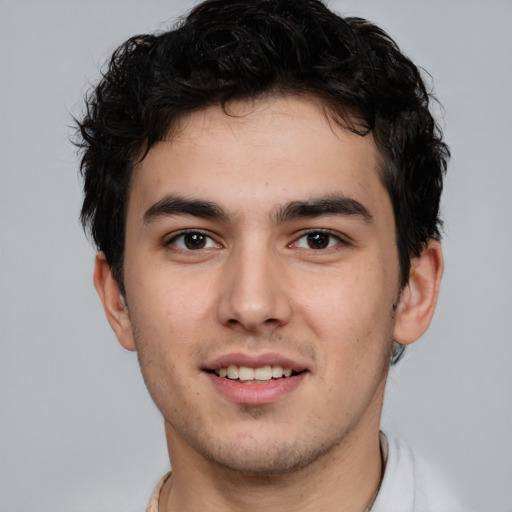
left=167, top=231, right=220, bottom=251
left=293, top=231, right=344, bottom=250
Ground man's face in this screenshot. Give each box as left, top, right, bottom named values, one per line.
left=118, top=96, right=403, bottom=474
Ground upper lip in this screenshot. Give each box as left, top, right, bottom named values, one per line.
left=203, top=352, right=309, bottom=373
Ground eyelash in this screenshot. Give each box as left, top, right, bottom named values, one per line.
left=164, top=230, right=220, bottom=251
left=164, top=229, right=349, bottom=252
left=291, top=230, right=349, bottom=251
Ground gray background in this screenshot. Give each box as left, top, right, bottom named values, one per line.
left=1, top=0, right=511, bottom=511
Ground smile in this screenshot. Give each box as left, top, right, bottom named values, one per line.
left=214, top=365, right=294, bottom=382
left=203, top=353, right=309, bottom=404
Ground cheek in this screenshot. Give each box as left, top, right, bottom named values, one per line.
left=298, top=265, right=396, bottom=333
left=128, top=262, right=216, bottom=329
left=126, top=272, right=223, bottom=390
left=295, top=266, right=398, bottom=382
left=126, top=278, right=203, bottom=400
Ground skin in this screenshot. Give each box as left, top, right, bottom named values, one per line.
left=94, top=95, right=443, bottom=512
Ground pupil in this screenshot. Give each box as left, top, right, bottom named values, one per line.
left=185, top=233, right=206, bottom=250
left=307, top=232, right=329, bottom=249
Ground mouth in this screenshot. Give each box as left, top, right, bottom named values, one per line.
left=203, top=355, right=308, bottom=405
left=209, top=364, right=302, bottom=383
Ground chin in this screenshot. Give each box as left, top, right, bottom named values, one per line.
left=198, top=432, right=343, bottom=477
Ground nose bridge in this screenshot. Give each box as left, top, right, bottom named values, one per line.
left=217, top=234, right=291, bottom=332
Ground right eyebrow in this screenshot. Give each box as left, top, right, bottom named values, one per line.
left=143, top=195, right=229, bottom=224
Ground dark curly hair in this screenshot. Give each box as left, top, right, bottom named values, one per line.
left=76, top=0, right=449, bottom=363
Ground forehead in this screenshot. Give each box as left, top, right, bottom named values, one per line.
left=128, top=95, right=388, bottom=220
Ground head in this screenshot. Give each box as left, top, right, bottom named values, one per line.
left=76, top=0, right=447, bottom=480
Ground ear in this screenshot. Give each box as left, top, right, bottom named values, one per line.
left=93, top=252, right=137, bottom=351
left=393, top=240, right=444, bottom=345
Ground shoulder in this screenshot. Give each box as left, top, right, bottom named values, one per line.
left=372, top=434, right=464, bottom=512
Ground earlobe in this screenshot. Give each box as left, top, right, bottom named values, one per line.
left=393, top=241, right=444, bottom=345
left=93, top=252, right=137, bottom=351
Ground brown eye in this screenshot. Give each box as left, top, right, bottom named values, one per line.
left=306, top=232, right=330, bottom=249
left=183, top=233, right=207, bottom=249
left=292, top=231, right=345, bottom=251
left=168, top=231, right=219, bottom=251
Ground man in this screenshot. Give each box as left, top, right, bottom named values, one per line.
left=76, top=0, right=461, bottom=510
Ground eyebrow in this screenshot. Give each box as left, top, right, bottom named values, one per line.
left=273, top=195, right=373, bottom=223
left=143, top=195, right=229, bottom=223
left=143, top=193, right=372, bottom=225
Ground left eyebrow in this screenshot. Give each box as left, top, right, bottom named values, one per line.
left=273, top=195, right=373, bottom=224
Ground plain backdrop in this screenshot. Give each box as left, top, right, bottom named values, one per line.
left=1, top=1, right=511, bottom=511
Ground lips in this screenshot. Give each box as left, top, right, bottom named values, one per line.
left=202, top=352, right=308, bottom=405
left=205, top=352, right=307, bottom=373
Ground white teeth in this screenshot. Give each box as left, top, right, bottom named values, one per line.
left=254, top=365, right=272, bottom=381
left=272, top=365, right=283, bottom=378
left=238, top=366, right=254, bottom=381
left=227, top=365, right=239, bottom=379
left=215, top=364, right=294, bottom=381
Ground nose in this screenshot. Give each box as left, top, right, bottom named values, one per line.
left=217, top=242, right=292, bottom=334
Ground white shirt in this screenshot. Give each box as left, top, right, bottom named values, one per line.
left=372, top=434, right=463, bottom=512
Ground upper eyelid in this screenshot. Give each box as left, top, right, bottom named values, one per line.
left=162, top=228, right=351, bottom=247
left=169, top=228, right=210, bottom=235
left=292, top=228, right=351, bottom=243
left=164, top=229, right=219, bottom=245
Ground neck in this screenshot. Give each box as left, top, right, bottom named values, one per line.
left=161, top=422, right=384, bottom=512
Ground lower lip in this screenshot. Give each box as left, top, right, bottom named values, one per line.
left=205, top=372, right=307, bottom=405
